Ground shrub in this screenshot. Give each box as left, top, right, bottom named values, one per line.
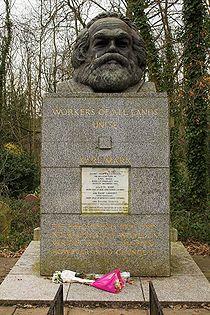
left=171, top=162, right=210, bottom=244
left=0, top=146, right=40, bottom=197
left=0, top=197, right=40, bottom=251
left=171, top=210, right=210, bottom=244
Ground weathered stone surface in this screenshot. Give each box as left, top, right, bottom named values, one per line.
left=98, top=136, right=112, bottom=149
left=130, top=168, right=169, bottom=215
left=0, top=274, right=68, bottom=303
left=40, top=214, right=170, bottom=276
left=67, top=278, right=143, bottom=302
left=170, top=227, right=178, bottom=242
left=2, top=241, right=210, bottom=305
left=141, top=242, right=210, bottom=303
left=141, top=275, right=210, bottom=303
left=0, top=242, right=70, bottom=304
left=170, top=242, right=203, bottom=276
left=41, top=168, right=169, bottom=215
left=41, top=168, right=80, bottom=214
left=33, top=227, right=40, bottom=241
left=10, top=241, right=40, bottom=275
left=40, top=91, right=170, bottom=277
left=41, top=94, right=169, bottom=168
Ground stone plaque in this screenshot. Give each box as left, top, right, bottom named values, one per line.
left=82, top=167, right=129, bottom=214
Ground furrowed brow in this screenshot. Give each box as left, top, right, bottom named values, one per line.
left=116, top=32, right=130, bottom=40
left=93, top=32, right=109, bottom=40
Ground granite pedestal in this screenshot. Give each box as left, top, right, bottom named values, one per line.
left=40, top=82, right=170, bottom=276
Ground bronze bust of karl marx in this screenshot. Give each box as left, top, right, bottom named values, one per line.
left=61, top=12, right=147, bottom=93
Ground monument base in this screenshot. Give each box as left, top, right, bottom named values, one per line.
left=0, top=241, right=210, bottom=305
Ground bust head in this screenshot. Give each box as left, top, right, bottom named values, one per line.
left=71, top=12, right=146, bottom=92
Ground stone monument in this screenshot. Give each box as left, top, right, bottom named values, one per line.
left=40, top=12, right=170, bottom=276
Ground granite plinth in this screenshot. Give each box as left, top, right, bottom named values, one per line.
left=41, top=87, right=170, bottom=277
left=40, top=214, right=170, bottom=276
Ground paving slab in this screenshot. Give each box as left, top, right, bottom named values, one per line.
left=0, top=241, right=210, bottom=306
left=14, top=308, right=70, bottom=315
left=162, top=309, right=210, bottom=315
left=0, top=242, right=69, bottom=304
left=141, top=275, right=210, bottom=303
left=10, top=245, right=40, bottom=276
left=67, top=278, right=143, bottom=304
left=14, top=307, right=49, bottom=315
left=141, top=242, right=210, bottom=303
left=66, top=308, right=147, bottom=314
left=0, top=306, right=16, bottom=314
left=170, top=242, right=204, bottom=276
left=0, top=274, right=69, bottom=304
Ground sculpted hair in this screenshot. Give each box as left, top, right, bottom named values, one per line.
left=71, top=12, right=146, bottom=71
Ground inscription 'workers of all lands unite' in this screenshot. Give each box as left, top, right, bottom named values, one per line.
left=51, top=106, right=159, bottom=118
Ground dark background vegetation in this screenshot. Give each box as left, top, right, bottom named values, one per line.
left=0, top=0, right=209, bottom=251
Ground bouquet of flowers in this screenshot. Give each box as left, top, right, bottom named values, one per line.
left=90, top=269, right=125, bottom=293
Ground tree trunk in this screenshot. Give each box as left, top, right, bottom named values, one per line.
left=0, top=0, right=12, bottom=142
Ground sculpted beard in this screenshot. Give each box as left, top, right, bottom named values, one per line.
left=74, top=53, right=142, bottom=92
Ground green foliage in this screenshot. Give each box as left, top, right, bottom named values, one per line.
left=130, top=0, right=185, bottom=227
left=0, top=147, right=40, bottom=197
left=183, top=0, right=209, bottom=212
left=171, top=160, right=210, bottom=243
left=171, top=166, right=190, bottom=212
left=0, top=197, right=40, bottom=251
left=128, top=0, right=164, bottom=91
left=172, top=210, right=210, bottom=244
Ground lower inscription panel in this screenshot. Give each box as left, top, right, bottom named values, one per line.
left=40, top=214, right=170, bottom=276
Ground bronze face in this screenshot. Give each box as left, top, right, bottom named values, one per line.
left=87, top=18, right=137, bottom=65
left=72, top=15, right=146, bottom=92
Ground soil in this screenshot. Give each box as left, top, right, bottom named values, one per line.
left=0, top=257, right=18, bottom=284
left=184, top=240, right=210, bottom=256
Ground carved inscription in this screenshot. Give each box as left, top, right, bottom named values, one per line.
left=92, top=121, right=118, bottom=129
left=82, top=167, right=129, bottom=214
left=49, top=222, right=160, bottom=257
left=51, top=106, right=159, bottom=130
left=51, top=106, right=159, bottom=117
left=49, top=249, right=157, bottom=257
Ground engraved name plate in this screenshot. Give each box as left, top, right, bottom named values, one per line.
left=82, top=167, right=129, bottom=214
